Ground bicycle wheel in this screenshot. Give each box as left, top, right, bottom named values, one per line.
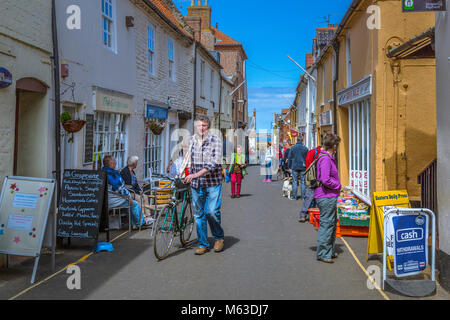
left=153, top=204, right=176, bottom=260
left=179, top=198, right=194, bottom=246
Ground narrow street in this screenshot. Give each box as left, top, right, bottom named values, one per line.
left=3, top=166, right=446, bottom=300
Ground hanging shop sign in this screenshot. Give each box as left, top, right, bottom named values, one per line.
left=146, top=105, right=169, bottom=120
left=0, top=67, right=12, bottom=89
left=319, top=110, right=333, bottom=126
left=337, top=75, right=372, bottom=106
left=403, top=0, right=446, bottom=12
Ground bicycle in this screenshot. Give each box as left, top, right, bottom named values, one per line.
left=151, top=174, right=195, bottom=260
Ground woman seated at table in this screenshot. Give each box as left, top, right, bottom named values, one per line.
left=121, top=156, right=142, bottom=194
left=103, top=155, right=152, bottom=229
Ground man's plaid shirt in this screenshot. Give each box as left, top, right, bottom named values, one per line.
left=188, top=131, right=223, bottom=189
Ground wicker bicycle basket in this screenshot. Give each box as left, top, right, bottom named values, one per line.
left=62, top=120, right=86, bottom=133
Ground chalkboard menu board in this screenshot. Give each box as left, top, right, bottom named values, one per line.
left=57, top=170, right=106, bottom=240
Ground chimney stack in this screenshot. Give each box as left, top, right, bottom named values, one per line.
left=185, top=15, right=202, bottom=42
left=187, top=0, right=212, bottom=30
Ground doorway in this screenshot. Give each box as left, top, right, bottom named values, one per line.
left=14, top=78, right=49, bottom=177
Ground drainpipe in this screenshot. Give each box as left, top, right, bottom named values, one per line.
left=52, top=0, right=61, bottom=205
left=391, top=60, right=401, bottom=189
left=193, top=41, right=197, bottom=133
left=332, top=40, right=340, bottom=166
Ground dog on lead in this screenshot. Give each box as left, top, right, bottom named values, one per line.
left=282, top=177, right=293, bottom=199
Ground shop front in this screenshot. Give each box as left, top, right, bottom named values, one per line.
left=145, top=104, right=169, bottom=177
left=337, top=75, right=372, bottom=203
left=91, top=87, right=133, bottom=171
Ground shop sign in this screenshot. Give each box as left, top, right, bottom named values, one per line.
left=403, top=0, right=446, bottom=12
left=319, top=110, right=332, bottom=126
left=95, top=88, right=132, bottom=114
left=0, top=67, right=12, bottom=89
left=337, top=75, right=372, bottom=106
left=146, top=105, right=168, bottom=120
left=392, top=214, right=428, bottom=277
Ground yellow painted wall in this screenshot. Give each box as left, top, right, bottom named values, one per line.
left=328, top=0, right=436, bottom=201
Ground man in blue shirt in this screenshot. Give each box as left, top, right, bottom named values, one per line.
left=288, top=137, right=309, bottom=200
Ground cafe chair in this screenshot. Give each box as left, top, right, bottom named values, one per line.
left=142, top=179, right=174, bottom=236
left=107, top=190, right=132, bottom=234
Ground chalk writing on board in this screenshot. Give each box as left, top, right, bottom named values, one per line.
left=57, top=170, right=106, bottom=239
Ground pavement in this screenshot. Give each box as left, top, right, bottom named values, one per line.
left=0, top=166, right=448, bottom=300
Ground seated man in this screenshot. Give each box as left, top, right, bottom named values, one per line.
left=102, top=155, right=152, bottom=228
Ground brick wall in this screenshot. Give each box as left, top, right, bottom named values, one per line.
left=132, top=1, right=194, bottom=176
left=0, top=0, right=52, bottom=54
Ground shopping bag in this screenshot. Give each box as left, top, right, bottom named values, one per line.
left=225, top=169, right=231, bottom=183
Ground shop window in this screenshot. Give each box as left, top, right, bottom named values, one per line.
left=144, top=122, right=163, bottom=177
left=348, top=99, right=370, bottom=198
left=93, top=112, right=127, bottom=170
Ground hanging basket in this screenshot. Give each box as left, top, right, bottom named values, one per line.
left=150, top=126, right=164, bottom=135
left=148, top=120, right=166, bottom=136
left=62, top=119, right=86, bottom=133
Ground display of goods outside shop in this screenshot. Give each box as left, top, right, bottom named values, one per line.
left=337, top=187, right=370, bottom=227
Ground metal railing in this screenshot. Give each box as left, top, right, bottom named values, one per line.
left=417, top=158, right=437, bottom=214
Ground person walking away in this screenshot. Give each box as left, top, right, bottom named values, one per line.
left=263, top=142, right=274, bottom=182
left=287, top=137, right=309, bottom=200
left=184, top=115, right=225, bottom=255
left=298, top=146, right=322, bottom=222
left=282, top=143, right=291, bottom=178
left=228, top=145, right=247, bottom=198
left=315, top=133, right=341, bottom=263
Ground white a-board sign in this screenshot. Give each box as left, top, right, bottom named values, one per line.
left=0, top=176, right=55, bottom=283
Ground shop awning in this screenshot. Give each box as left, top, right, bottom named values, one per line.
left=387, top=27, right=435, bottom=59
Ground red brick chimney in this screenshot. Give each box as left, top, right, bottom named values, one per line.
left=187, top=0, right=211, bottom=30
left=184, top=15, right=202, bottom=42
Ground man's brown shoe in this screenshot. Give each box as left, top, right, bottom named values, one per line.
left=195, top=247, right=209, bottom=255
left=213, top=240, right=224, bottom=252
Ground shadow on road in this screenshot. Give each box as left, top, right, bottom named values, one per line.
left=309, top=244, right=346, bottom=255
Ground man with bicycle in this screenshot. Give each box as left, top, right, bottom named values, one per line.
left=184, top=115, right=225, bottom=255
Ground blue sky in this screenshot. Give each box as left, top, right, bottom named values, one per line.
left=175, top=0, right=353, bottom=130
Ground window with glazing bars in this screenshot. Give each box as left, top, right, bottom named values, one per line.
left=168, top=38, right=175, bottom=81
left=148, top=24, right=155, bottom=75
left=93, top=112, right=127, bottom=170
left=102, top=0, right=114, bottom=50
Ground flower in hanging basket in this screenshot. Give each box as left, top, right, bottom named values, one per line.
left=149, top=120, right=166, bottom=135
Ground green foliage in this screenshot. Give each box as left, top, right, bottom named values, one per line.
left=60, top=111, right=72, bottom=123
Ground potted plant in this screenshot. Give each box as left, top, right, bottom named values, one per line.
left=147, top=119, right=166, bottom=135
left=60, top=111, right=86, bottom=133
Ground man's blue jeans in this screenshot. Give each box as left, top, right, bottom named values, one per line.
left=191, top=184, right=225, bottom=249
left=291, top=170, right=306, bottom=200
left=120, top=199, right=145, bottom=227
left=299, top=187, right=315, bottom=219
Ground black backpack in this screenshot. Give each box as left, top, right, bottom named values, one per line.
left=304, top=154, right=329, bottom=189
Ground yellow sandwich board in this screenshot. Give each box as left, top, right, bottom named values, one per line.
left=366, top=190, right=411, bottom=268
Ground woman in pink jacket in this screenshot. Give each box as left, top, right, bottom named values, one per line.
left=315, top=133, right=342, bottom=264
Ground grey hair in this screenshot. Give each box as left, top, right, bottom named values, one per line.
left=127, top=156, right=139, bottom=166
